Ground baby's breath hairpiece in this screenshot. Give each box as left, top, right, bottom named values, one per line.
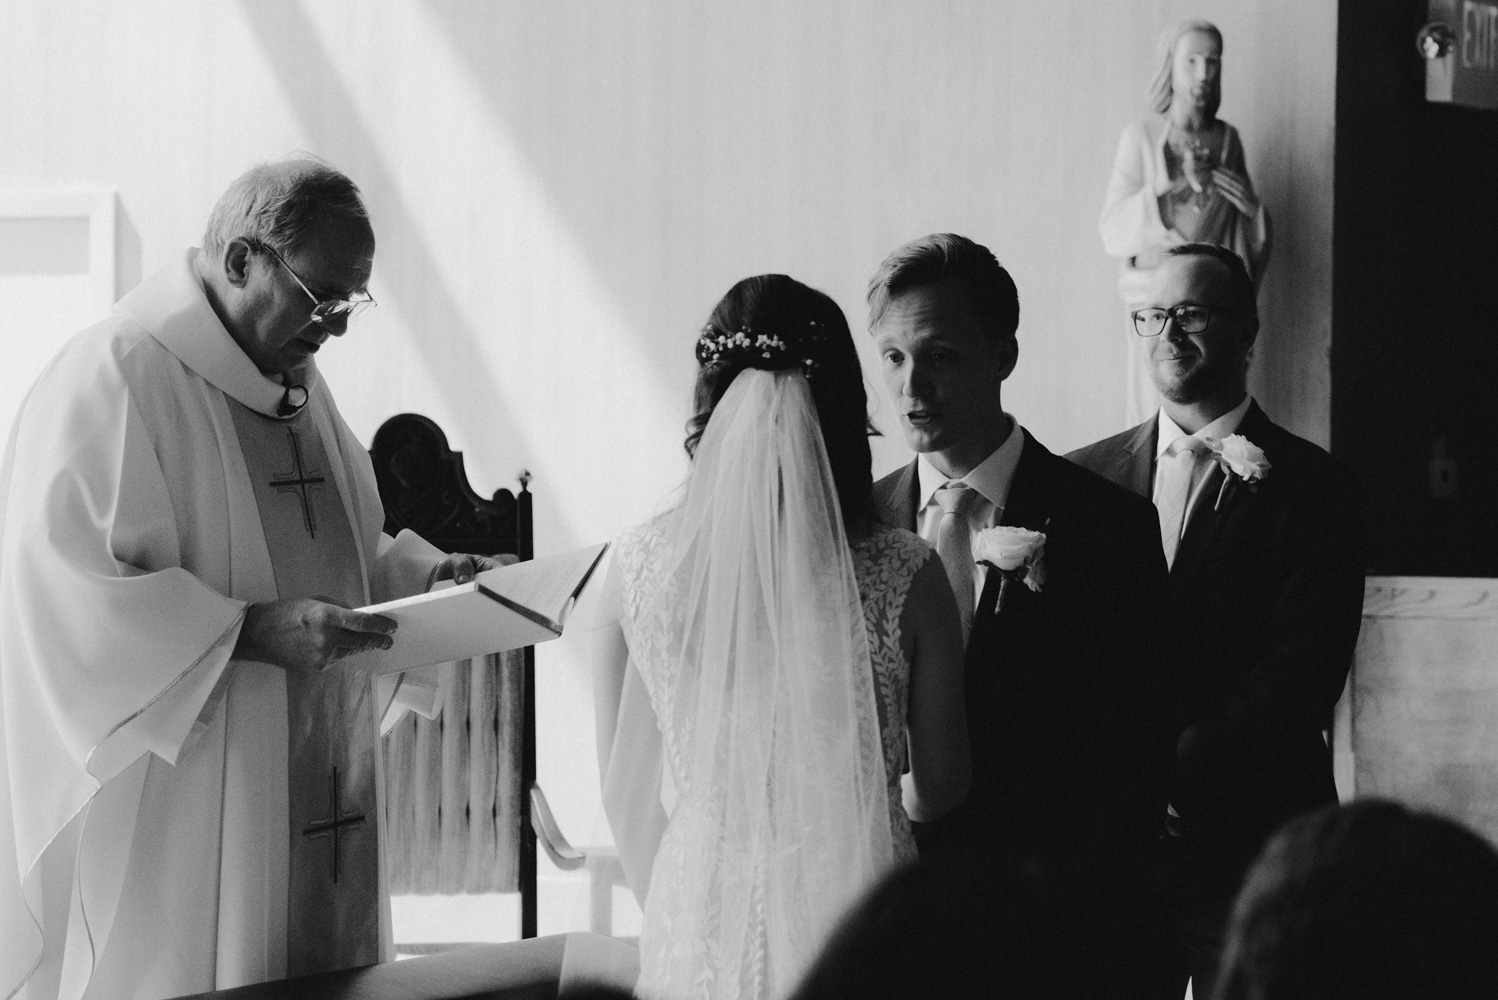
left=696, top=320, right=825, bottom=376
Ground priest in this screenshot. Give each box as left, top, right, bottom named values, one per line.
left=0, top=158, right=490, bottom=1000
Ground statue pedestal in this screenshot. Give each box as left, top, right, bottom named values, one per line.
left=1338, top=576, right=1498, bottom=844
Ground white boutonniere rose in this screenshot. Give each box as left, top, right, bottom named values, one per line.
left=972, top=526, right=1047, bottom=612
left=1203, top=433, right=1271, bottom=510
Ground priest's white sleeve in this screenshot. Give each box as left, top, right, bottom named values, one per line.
left=371, top=529, right=451, bottom=732
left=370, top=528, right=446, bottom=603
left=0, top=350, right=246, bottom=999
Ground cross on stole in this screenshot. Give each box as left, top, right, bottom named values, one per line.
left=301, top=767, right=367, bottom=884
left=270, top=427, right=326, bottom=538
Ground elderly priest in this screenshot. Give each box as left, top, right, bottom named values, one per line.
left=0, top=159, right=492, bottom=1000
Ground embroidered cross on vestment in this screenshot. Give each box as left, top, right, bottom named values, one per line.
left=270, top=427, right=327, bottom=537
left=301, top=766, right=367, bottom=883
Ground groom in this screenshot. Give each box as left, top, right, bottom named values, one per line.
left=869, top=233, right=1176, bottom=994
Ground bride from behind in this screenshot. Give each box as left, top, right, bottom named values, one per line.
left=590, top=274, right=970, bottom=1000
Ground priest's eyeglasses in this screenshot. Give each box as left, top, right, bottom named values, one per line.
left=253, top=241, right=377, bottom=325
left=1131, top=305, right=1215, bottom=337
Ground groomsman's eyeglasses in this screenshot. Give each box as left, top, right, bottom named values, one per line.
left=252, top=241, right=377, bottom=325
left=1131, top=305, right=1216, bottom=337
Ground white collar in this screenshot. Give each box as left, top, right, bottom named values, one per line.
left=114, top=249, right=320, bottom=419
left=917, top=416, right=1026, bottom=511
left=1156, top=396, right=1252, bottom=457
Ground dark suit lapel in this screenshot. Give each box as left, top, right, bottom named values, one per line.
left=879, top=459, right=920, bottom=532
left=1118, top=418, right=1157, bottom=501
left=1172, top=401, right=1272, bottom=578
left=976, top=430, right=1051, bottom=618
left=999, top=430, right=1053, bottom=532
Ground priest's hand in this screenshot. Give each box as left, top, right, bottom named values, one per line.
left=234, top=597, right=398, bottom=672
left=428, top=552, right=517, bottom=590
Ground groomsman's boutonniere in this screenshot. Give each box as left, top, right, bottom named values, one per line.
left=972, top=526, right=1047, bottom=614
left=1202, top=434, right=1271, bottom=511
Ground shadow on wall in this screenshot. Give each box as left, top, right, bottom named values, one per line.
left=418, top=4, right=756, bottom=399
left=233, top=0, right=555, bottom=528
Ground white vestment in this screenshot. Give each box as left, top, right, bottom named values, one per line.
left=0, top=252, right=442, bottom=1000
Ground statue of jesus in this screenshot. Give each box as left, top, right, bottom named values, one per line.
left=1101, top=20, right=1270, bottom=425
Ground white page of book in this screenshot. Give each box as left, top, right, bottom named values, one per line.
left=342, top=584, right=558, bottom=675
left=474, top=542, right=608, bottom=627
left=342, top=542, right=608, bottom=675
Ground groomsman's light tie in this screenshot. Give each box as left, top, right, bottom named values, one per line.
left=1157, top=437, right=1207, bottom=568
left=934, top=482, right=980, bottom=639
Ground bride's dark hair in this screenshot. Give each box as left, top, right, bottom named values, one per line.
left=685, top=274, right=875, bottom=533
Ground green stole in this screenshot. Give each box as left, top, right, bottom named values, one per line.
left=227, top=399, right=380, bottom=976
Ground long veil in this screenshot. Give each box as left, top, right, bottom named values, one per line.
left=633, top=368, right=894, bottom=1000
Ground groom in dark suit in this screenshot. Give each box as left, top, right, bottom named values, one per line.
left=1068, top=243, right=1364, bottom=999
left=868, top=234, right=1175, bottom=996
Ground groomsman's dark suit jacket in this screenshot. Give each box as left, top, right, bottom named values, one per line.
left=1067, top=401, right=1364, bottom=892
left=873, top=429, right=1176, bottom=874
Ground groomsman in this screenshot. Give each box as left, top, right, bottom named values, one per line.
left=868, top=233, right=1175, bottom=997
left=1068, top=242, right=1364, bottom=999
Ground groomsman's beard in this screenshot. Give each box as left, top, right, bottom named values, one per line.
left=1152, top=358, right=1244, bottom=407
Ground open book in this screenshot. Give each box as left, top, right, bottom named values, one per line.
left=344, top=542, right=608, bottom=674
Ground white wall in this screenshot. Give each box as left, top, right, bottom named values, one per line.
left=0, top=188, right=116, bottom=446
left=0, top=0, right=1336, bottom=935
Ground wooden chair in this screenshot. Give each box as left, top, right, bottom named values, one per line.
left=370, top=414, right=547, bottom=936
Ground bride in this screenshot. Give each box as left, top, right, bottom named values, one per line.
left=590, top=274, right=970, bottom=999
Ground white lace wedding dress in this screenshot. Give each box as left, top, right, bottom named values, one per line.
left=615, top=518, right=929, bottom=872
left=848, top=524, right=932, bottom=867
left=598, top=368, right=928, bottom=1000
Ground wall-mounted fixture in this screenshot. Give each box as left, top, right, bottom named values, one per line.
left=0, top=187, right=116, bottom=452
left=1422, top=0, right=1498, bottom=108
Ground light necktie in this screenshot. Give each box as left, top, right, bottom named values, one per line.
left=1157, top=437, right=1206, bottom=568
left=934, top=482, right=980, bottom=638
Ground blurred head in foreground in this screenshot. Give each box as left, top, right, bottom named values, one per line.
left=789, top=855, right=1073, bottom=1000
left=1215, top=799, right=1498, bottom=1000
